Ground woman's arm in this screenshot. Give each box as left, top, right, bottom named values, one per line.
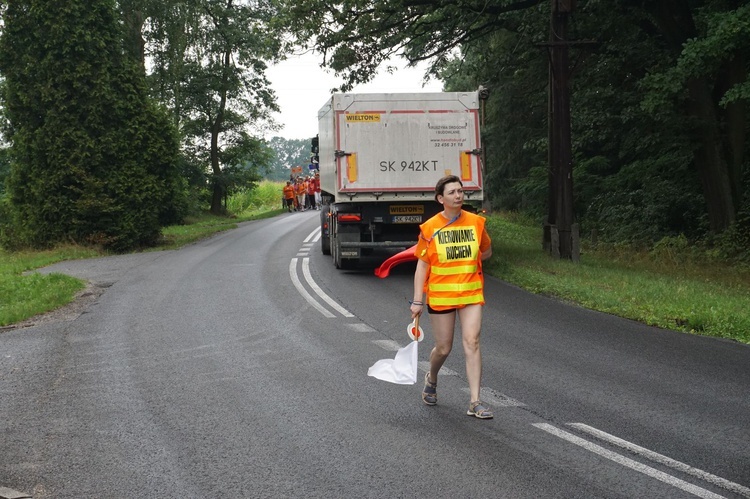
left=411, top=259, right=429, bottom=318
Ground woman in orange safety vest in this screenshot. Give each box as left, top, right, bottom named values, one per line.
left=410, top=175, right=494, bottom=419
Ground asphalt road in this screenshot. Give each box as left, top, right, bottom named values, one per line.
left=1, top=211, right=748, bottom=498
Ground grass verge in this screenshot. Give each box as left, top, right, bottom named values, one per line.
left=483, top=213, right=750, bottom=344
left=0, top=246, right=99, bottom=326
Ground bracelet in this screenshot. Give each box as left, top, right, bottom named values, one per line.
left=409, top=300, right=424, bottom=306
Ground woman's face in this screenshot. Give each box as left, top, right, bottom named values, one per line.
left=439, top=181, right=464, bottom=209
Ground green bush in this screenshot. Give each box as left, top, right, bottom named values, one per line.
left=0, top=0, right=184, bottom=253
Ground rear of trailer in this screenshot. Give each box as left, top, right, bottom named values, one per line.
left=317, top=92, right=483, bottom=269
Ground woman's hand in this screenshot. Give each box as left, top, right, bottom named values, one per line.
left=410, top=303, right=424, bottom=319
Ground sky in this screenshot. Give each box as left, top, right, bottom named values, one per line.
left=265, top=52, right=444, bottom=141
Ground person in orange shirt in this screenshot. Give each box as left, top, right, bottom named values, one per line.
left=313, top=171, right=322, bottom=209
left=306, top=175, right=316, bottom=210
left=410, top=175, right=494, bottom=419
left=295, top=177, right=307, bottom=211
left=282, top=181, right=295, bottom=212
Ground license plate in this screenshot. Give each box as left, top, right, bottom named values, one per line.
left=393, top=215, right=422, bottom=223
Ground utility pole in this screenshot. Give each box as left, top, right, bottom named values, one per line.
left=543, top=0, right=579, bottom=261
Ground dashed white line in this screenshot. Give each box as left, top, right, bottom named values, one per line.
left=533, top=423, right=726, bottom=499
left=0, top=485, right=31, bottom=499
left=568, top=423, right=750, bottom=498
left=304, top=227, right=321, bottom=243
left=418, top=361, right=459, bottom=377
left=461, top=386, right=526, bottom=407
left=348, top=323, right=377, bottom=333
left=373, top=339, right=402, bottom=351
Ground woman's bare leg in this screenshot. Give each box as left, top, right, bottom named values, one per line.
left=458, top=304, right=483, bottom=402
left=427, top=311, right=456, bottom=384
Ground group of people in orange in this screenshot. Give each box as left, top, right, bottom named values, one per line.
left=283, top=171, right=321, bottom=212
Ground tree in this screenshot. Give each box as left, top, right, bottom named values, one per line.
left=280, top=0, right=545, bottom=90
left=639, top=1, right=749, bottom=233
left=281, top=0, right=748, bottom=245
left=0, top=0, right=185, bottom=251
left=264, top=136, right=312, bottom=181
left=438, top=1, right=741, bottom=245
left=143, top=0, right=282, bottom=214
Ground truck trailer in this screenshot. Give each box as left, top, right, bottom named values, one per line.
left=317, top=91, right=484, bottom=269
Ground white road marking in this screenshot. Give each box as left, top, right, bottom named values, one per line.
left=533, top=423, right=726, bottom=499
left=302, top=258, right=354, bottom=317
left=290, top=228, right=353, bottom=318
left=0, top=485, right=31, bottom=499
left=289, top=258, right=334, bottom=318
left=348, top=323, right=377, bottom=333
left=304, top=227, right=320, bottom=243
left=418, top=361, right=458, bottom=377
left=373, top=339, right=402, bottom=351
left=568, top=423, right=750, bottom=498
left=461, top=387, right=526, bottom=407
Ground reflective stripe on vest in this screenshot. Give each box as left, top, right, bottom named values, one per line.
left=430, top=264, right=478, bottom=275
left=429, top=294, right=484, bottom=306
left=429, top=281, right=483, bottom=292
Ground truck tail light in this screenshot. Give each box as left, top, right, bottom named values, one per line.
left=337, top=214, right=361, bottom=223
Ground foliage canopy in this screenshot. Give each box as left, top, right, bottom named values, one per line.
left=281, top=0, right=748, bottom=259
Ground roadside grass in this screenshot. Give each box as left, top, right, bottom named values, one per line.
left=483, top=213, right=750, bottom=344
left=226, top=180, right=284, bottom=214
left=2, top=197, right=749, bottom=345
left=0, top=246, right=99, bottom=326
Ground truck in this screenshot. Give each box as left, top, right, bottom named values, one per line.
left=317, top=91, right=484, bottom=269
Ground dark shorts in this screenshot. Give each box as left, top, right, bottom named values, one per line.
left=427, top=305, right=457, bottom=315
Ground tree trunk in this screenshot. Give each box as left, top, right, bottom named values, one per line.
left=121, top=1, right=146, bottom=71
left=721, top=52, right=747, bottom=209
left=209, top=47, right=232, bottom=215
left=650, top=0, right=740, bottom=232
left=209, top=128, right=224, bottom=215
left=686, top=77, right=736, bottom=231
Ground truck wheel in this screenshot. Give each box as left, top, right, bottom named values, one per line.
left=320, top=208, right=331, bottom=255
left=330, top=214, right=355, bottom=269
left=333, top=237, right=342, bottom=269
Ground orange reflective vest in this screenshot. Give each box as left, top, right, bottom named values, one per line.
left=414, top=210, right=491, bottom=311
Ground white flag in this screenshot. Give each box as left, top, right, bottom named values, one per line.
left=367, top=340, right=418, bottom=385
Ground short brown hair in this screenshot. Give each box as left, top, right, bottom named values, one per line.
left=434, top=175, right=463, bottom=202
